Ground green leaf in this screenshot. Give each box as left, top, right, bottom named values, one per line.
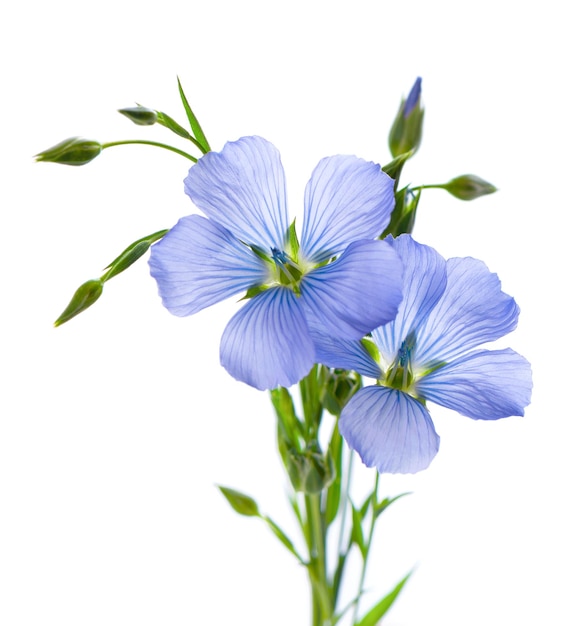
left=351, top=503, right=366, bottom=558
left=101, top=229, right=168, bottom=282
left=374, top=491, right=412, bottom=519
left=355, top=570, right=414, bottom=626
left=217, top=485, right=260, bottom=517
left=177, top=76, right=211, bottom=153
left=324, top=425, right=343, bottom=525
left=263, top=515, right=305, bottom=563
left=54, top=279, right=103, bottom=327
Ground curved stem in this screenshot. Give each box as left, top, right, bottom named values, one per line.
left=408, top=183, right=445, bottom=192
left=102, top=140, right=198, bottom=162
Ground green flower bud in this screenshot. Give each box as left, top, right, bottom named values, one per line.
left=54, top=279, right=103, bottom=327
left=323, top=369, right=361, bottom=416
left=443, top=174, right=497, bottom=201
left=389, top=77, right=424, bottom=158
left=285, top=444, right=335, bottom=494
left=35, top=137, right=102, bottom=166
left=118, top=106, right=158, bottom=126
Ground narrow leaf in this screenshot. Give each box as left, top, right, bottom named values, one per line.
left=374, top=491, right=412, bottom=519
left=177, top=76, right=211, bottom=153
left=217, top=485, right=260, bottom=517
left=351, top=503, right=366, bottom=558
left=355, top=570, right=413, bottom=626
left=263, top=515, right=305, bottom=563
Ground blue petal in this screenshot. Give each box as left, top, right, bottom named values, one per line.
left=417, top=348, right=533, bottom=420
left=149, top=215, right=267, bottom=316
left=339, top=387, right=440, bottom=474
left=311, top=331, right=383, bottom=379
left=373, top=234, right=447, bottom=361
left=415, top=257, right=521, bottom=364
left=184, top=136, right=288, bottom=251
left=300, top=156, right=395, bottom=263
left=220, top=287, right=315, bottom=390
left=301, top=240, right=403, bottom=340
left=403, top=77, right=422, bottom=117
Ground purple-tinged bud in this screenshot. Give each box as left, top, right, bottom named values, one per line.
left=35, top=137, right=102, bottom=166
left=403, top=77, right=422, bottom=118
left=443, top=174, right=497, bottom=200
left=389, top=77, right=424, bottom=158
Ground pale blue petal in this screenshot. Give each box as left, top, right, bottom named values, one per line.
left=220, top=287, right=315, bottom=390
left=311, top=331, right=383, bottom=379
left=417, top=348, right=533, bottom=420
left=373, top=234, right=447, bottom=361
left=149, top=215, right=267, bottom=316
left=340, top=387, right=440, bottom=474
left=415, top=257, right=520, bottom=364
left=300, top=156, right=395, bottom=263
left=184, top=136, right=288, bottom=251
left=301, top=240, right=403, bottom=340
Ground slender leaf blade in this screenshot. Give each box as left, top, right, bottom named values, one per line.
left=177, top=76, right=211, bottom=153
left=355, top=570, right=413, bottom=626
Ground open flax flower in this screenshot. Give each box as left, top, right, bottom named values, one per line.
left=314, top=234, right=533, bottom=473
left=149, top=135, right=403, bottom=390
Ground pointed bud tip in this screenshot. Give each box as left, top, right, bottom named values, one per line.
left=118, top=106, right=158, bottom=126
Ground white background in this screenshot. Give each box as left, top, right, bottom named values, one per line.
left=1, top=1, right=581, bottom=625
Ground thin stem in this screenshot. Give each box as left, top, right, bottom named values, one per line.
left=408, top=183, right=445, bottom=192
left=352, top=472, right=381, bottom=625
left=337, top=448, right=354, bottom=557
left=102, top=140, right=198, bottom=162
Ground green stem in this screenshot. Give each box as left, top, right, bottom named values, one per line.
left=408, top=183, right=445, bottom=192
left=352, top=473, right=381, bottom=625
left=306, top=493, right=333, bottom=626
left=102, top=140, right=198, bottom=162
left=337, top=448, right=354, bottom=557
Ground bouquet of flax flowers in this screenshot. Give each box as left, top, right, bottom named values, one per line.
left=36, top=76, right=532, bottom=626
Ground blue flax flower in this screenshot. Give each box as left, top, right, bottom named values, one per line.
left=314, top=234, right=532, bottom=473
left=149, top=136, right=403, bottom=390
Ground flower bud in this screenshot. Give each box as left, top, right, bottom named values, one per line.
left=35, top=137, right=102, bottom=166
left=323, top=369, right=361, bottom=416
left=443, top=174, right=497, bottom=201
left=118, top=106, right=158, bottom=126
left=389, top=77, right=424, bottom=158
left=285, top=444, right=335, bottom=494
left=54, top=279, right=103, bottom=327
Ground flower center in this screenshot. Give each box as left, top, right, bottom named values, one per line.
left=380, top=332, right=417, bottom=394
left=270, top=248, right=304, bottom=295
